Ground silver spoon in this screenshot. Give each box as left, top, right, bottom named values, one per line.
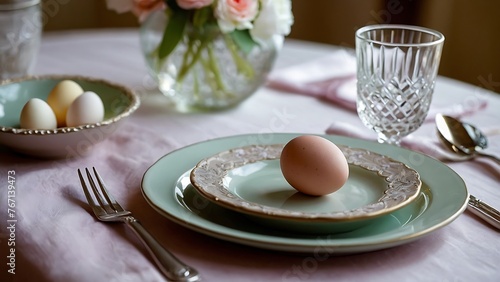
left=435, top=114, right=500, bottom=164
left=435, top=114, right=500, bottom=229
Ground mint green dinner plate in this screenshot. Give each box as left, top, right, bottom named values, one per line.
left=141, top=133, right=468, bottom=254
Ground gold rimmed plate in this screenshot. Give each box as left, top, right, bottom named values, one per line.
left=189, top=144, right=421, bottom=233
left=141, top=133, right=468, bottom=254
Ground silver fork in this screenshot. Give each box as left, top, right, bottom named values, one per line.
left=78, top=167, right=200, bottom=281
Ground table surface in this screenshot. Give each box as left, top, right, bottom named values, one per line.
left=1, top=29, right=499, bottom=282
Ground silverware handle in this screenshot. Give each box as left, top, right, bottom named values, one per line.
left=124, top=217, right=200, bottom=281
left=475, top=152, right=500, bottom=165
left=468, top=195, right=500, bottom=230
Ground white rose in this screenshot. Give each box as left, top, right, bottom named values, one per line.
left=250, top=0, right=294, bottom=43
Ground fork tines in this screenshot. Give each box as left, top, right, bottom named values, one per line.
left=78, top=167, right=126, bottom=215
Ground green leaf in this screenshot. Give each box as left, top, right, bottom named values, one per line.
left=229, top=29, right=258, bottom=55
left=193, top=7, right=212, bottom=28
left=158, top=9, right=189, bottom=61
left=165, top=0, right=180, bottom=10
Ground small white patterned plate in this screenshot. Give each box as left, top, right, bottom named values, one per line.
left=190, top=144, right=421, bottom=232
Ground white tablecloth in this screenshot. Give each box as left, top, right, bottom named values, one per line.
left=1, top=29, right=499, bottom=282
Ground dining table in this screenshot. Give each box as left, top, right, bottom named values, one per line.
left=1, top=28, right=499, bottom=282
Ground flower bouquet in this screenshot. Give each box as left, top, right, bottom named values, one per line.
left=107, top=0, right=294, bottom=111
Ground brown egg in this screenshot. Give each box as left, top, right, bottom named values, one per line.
left=280, top=135, right=349, bottom=196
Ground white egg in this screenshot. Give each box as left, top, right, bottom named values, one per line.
left=20, top=98, right=57, bottom=129
left=47, top=80, right=84, bottom=127
left=66, top=91, right=105, bottom=127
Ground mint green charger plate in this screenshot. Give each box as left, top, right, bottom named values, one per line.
left=141, top=133, right=468, bottom=254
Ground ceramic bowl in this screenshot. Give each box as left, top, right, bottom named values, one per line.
left=0, top=75, right=140, bottom=158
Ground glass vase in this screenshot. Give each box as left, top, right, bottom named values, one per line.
left=139, top=10, right=282, bottom=112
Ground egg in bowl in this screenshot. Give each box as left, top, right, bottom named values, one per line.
left=0, top=75, right=140, bottom=158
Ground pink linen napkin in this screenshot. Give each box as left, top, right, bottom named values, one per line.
left=267, top=49, right=357, bottom=111
left=267, top=50, right=488, bottom=122
left=0, top=122, right=186, bottom=282
left=326, top=122, right=500, bottom=162
left=325, top=121, right=461, bottom=161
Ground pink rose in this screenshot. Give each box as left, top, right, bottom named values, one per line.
left=215, top=0, right=259, bottom=33
left=106, top=0, right=134, bottom=14
left=176, top=0, right=213, bottom=10
left=132, top=0, right=166, bottom=22
left=107, top=0, right=166, bottom=22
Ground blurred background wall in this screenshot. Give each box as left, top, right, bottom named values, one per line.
left=41, top=0, right=500, bottom=94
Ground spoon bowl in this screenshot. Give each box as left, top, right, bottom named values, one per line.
left=435, top=114, right=500, bottom=164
